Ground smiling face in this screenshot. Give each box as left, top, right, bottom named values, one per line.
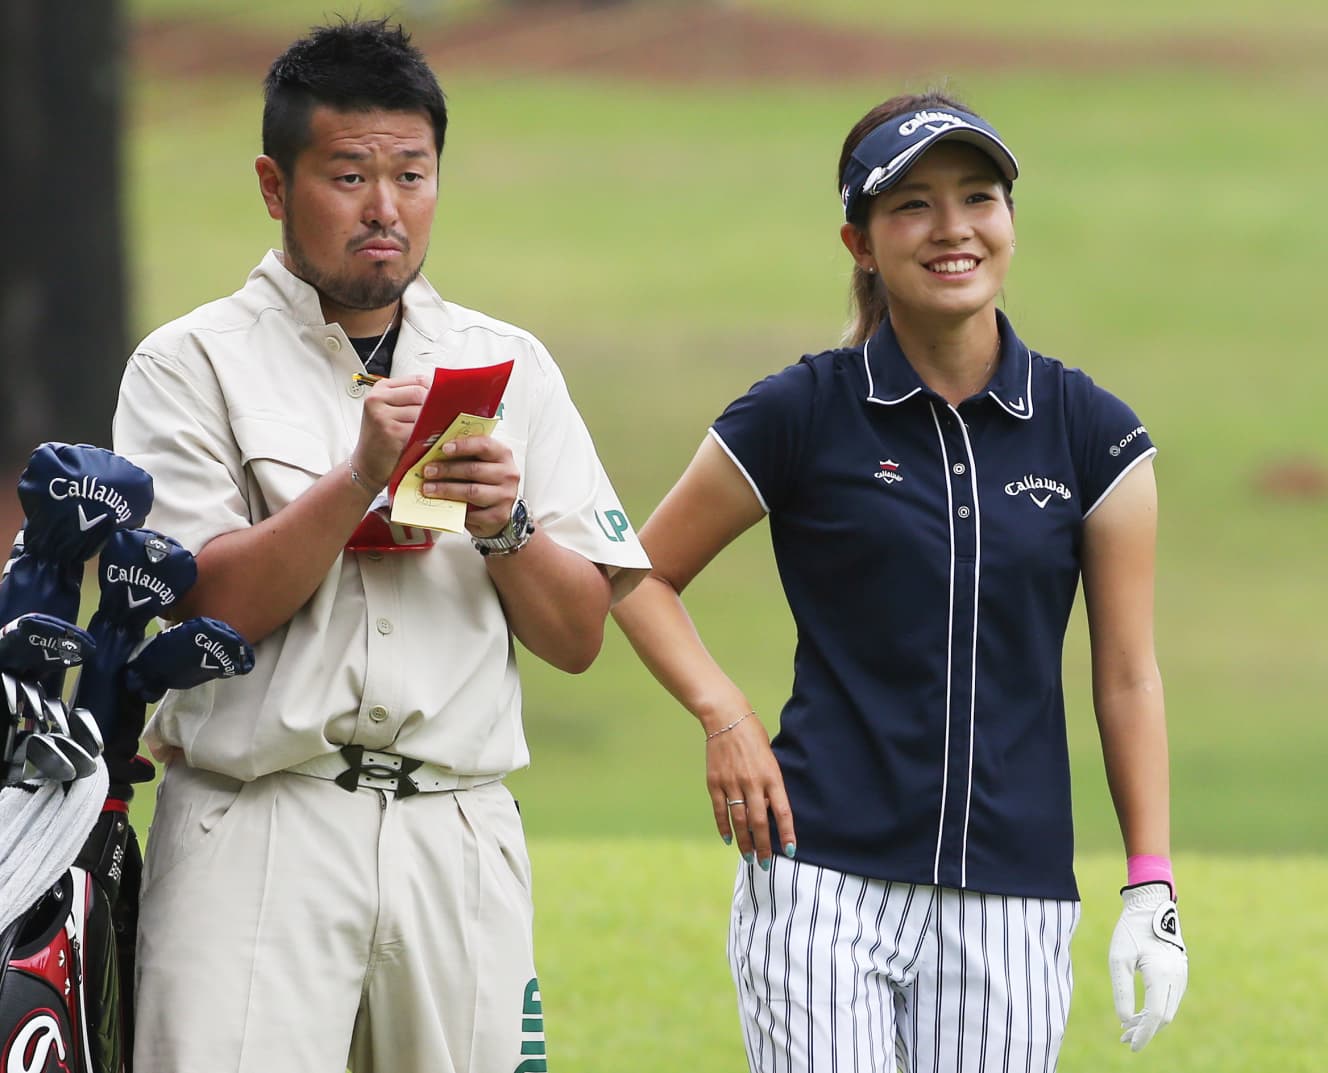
left=843, top=141, right=1014, bottom=329
left=256, top=105, right=438, bottom=333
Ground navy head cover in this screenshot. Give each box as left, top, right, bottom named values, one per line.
left=93, top=616, right=254, bottom=798
left=123, top=617, right=255, bottom=704
left=72, top=529, right=197, bottom=738
left=0, top=444, right=153, bottom=628
left=0, top=614, right=95, bottom=679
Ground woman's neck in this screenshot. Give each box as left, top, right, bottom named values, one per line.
left=889, top=307, right=1001, bottom=408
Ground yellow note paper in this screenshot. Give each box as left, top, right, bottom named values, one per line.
left=390, top=413, right=499, bottom=533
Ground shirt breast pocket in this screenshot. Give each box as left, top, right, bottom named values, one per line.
left=232, top=416, right=330, bottom=518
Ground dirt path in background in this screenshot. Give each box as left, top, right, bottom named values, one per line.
left=132, top=1, right=1315, bottom=83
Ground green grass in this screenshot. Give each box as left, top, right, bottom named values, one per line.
left=533, top=844, right=1328, bottom=1072
left=125, top=63, right=1328, bottom=857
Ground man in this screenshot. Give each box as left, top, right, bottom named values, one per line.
left=113, top=19, right=649, bottom=1073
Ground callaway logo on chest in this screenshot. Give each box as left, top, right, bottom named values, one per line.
left=1003, top=473, right=1072, bottom=510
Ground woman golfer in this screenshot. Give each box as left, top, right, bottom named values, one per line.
left=613, top=92, right=1188, bottom=1071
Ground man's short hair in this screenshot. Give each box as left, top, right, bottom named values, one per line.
left=262, top=17, right=448, bottom=175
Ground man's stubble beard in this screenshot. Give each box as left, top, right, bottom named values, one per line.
left=282, top=214, right=427, bottom=313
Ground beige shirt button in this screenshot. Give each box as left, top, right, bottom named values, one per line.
left=376, top=617, right=394, bottom=635
left=368, top=705, right=389, bottom=723
left=325, top=336, right=342, bottom=352
left=348, top=381, right=367, bottom=399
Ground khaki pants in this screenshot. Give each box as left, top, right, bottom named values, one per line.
left=133, top=762, right=547, bottom=1073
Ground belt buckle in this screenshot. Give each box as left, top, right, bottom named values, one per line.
left=334, top=745, right=423, bottom=797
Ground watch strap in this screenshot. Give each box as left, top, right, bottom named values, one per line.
left=471, top=499, right=534, bottom=556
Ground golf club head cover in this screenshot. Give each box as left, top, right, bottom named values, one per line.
left=123, top=617, right=254, bottom=703
left=101, top=617, right=255, bottom=794
left=0, top=613, right=96, bottom=679
left=0, top=443, right=153, bottom=628
left=73, top=529, right=196, bottom=738
left=0, top=615, right=95, bottom=781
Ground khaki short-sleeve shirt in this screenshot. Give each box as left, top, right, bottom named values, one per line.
left=113, top=252, right=649, bottom=780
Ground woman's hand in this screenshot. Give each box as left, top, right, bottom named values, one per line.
left=706, top=713, right=796, bottom=868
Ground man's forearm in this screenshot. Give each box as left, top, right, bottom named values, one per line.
left=171, top=460, right=378, bottom=642
left=484, top=531, right=611, bottom=673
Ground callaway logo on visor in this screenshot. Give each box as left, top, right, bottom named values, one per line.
left=839, top=107, right=1018, bottom=223
left=865, top=114, right=984, bottom=195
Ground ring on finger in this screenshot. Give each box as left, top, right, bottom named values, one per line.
left=726, top=798, right=745, bottom=807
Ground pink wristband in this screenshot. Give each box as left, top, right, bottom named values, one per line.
left=1127, top=854, right=1175, bottom=897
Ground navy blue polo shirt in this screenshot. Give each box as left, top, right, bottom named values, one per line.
left=710, top=310, right=1155, bottom=900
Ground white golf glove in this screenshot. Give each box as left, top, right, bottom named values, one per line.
left=1108, top=881, right=1187, bottom=1051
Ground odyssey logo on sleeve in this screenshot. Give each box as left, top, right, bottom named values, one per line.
left=1108, top=425, right=1148, bottom=457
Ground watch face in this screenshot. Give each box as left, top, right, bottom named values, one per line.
left=510, top=498, right=529, bottom=533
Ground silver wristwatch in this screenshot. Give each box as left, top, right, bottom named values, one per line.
left=471, top=498, right=535, bottom=557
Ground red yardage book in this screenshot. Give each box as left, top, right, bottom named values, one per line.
left=386, top=361, right=514, bottom=496
left=346, top=361, right=515, bottom=553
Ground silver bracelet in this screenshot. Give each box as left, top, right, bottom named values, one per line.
left=705, top=710, right=755, bottom=742
left=346, top=458, right=380, bottom=493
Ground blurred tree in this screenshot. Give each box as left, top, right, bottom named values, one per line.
left=0, top=0, right=127, bottom=533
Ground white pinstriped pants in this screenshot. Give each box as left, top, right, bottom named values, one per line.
left=728, top=857, right=1080, bottom=1073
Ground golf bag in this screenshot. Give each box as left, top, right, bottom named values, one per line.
left=0, top=443, right=253, bottom=1073
left=0, top=865, right=122, bottom=1073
